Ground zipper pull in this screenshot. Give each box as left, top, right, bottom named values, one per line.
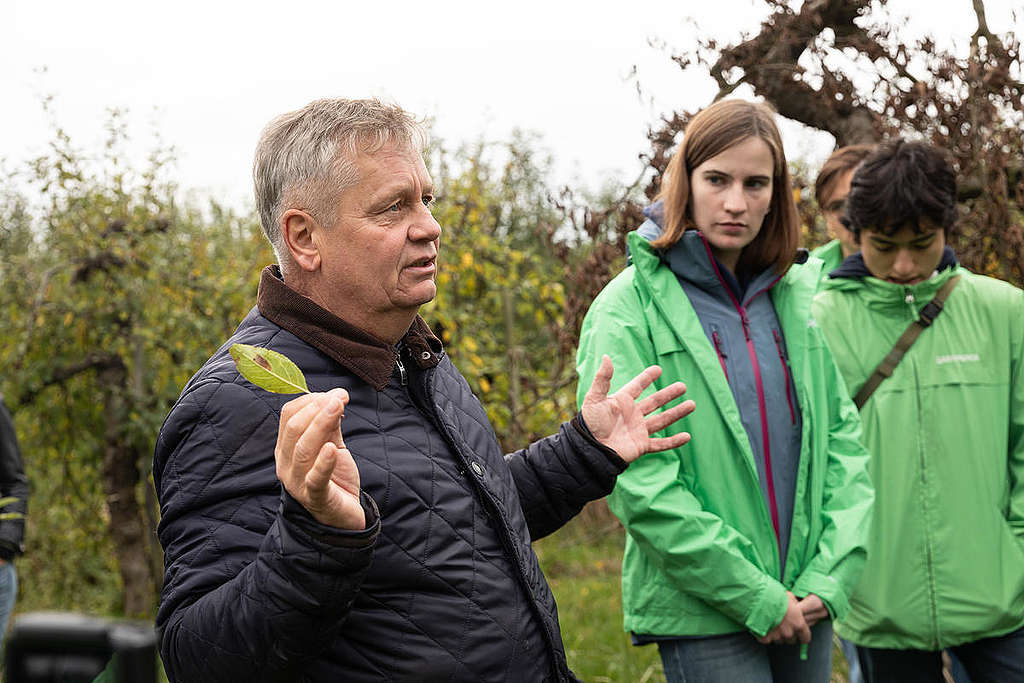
left=396, top=357, right=407, bottom=386
left=740, top=310, right=752, bottom=341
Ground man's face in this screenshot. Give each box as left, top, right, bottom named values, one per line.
left=821, top=168, right=858, bottom=258
left=859, top=220, right=946, bottom=285
left=315, top=144, right=441, bottom=329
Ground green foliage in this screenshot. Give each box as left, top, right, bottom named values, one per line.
left=230, top=343, right=310, bottom=394
left=535, top=503, right=665, bottom=682
left=424, top=131, right=580, bottom=449
left=0, top=109, right=272, bottom=616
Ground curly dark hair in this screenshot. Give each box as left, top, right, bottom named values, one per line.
left=844, top=139, right=958, bottom=239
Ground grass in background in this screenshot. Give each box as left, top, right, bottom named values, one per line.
left=535, top=501, right=663, bottom=682
left=535, top=500, right=851, bottom=683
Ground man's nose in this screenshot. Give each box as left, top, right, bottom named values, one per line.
left=410, top=207, right=442, bottom=241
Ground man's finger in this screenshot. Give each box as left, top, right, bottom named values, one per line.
left=278, top=397, right=331, bottom=464
left=585, top=355, right=614, bottom=401
left=643, top=399, right=696, bottom=434
left=614, top=364, right=663, bottom=400
left=292, top=395, right=345, bottom=466
left=304, top=443, right=338, bottom=499
left=798, top=620, right=812, bottom=644
left=636, top=382, right=687, bottom=416
left=645, top=432, right=692, bottom=453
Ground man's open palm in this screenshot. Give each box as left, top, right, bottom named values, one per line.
left=580, top=355, right=695, bottom=463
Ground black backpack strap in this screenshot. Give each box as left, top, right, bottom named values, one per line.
left=853, top=275, right=961, bottom=410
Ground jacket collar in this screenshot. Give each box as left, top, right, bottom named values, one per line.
left=256, top=266, right=442, bottom=391
left=636, top=203, right=781, bottom=307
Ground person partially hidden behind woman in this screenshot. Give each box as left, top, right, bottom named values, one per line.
left=576, top=98, right=874, bottom=683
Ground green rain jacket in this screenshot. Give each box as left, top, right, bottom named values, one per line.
left=576, top=232, right=873, bottom=638
left=813, top=262, right=1024, bottom=649
left=810, top=240, right=844, bottom=287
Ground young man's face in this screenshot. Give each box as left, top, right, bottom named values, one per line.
left=859, top=219, right=946, bottom=285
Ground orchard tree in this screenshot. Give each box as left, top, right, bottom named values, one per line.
left=0, top=112, right=270, bottom=616
left=654, top=0, right=1024, bottom=282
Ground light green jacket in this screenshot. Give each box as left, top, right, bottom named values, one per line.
left=810, top=240, right=844, bottom=288
left=576, top=232, right=874, bottom=637
left=813, top=264, right=1024, bottom=649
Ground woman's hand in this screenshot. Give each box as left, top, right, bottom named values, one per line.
left=756, top=591, right=811, bottom=645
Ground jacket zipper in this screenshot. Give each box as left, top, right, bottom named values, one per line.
left=699, top=235, right=783, bottom=552
left=772, top=330, right=797, bottom=425
left=712, top=330, right=729, bottom=382
left=409, top=365, right=566, bottom=679
left=395, top=357, right=407, bottom=386
left=905, top=287, right=941, bottom=646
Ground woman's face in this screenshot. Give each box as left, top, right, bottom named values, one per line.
left=689, top=136, right=775, bottom=273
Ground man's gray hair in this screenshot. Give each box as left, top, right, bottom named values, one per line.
left=253, top=98, right=425, bottom=265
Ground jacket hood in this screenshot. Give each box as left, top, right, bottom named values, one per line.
left=827, top=245, right=958, bottom=281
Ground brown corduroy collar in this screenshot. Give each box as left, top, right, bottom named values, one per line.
left=256, top=266, right=442, bottom=391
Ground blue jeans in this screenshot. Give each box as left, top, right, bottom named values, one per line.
left=0, top=561, right=17, bottom=654
left=857, top=625, right=1024, bottom=683
left=841, top=635, right=864, bottom=683
left=657, top=621, right=833, bottom=683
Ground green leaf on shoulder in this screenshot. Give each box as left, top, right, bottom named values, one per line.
left=229, top=343, right=310, bottom=394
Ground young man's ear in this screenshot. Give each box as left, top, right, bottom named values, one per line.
left=281, top=209, right=322, bottom=272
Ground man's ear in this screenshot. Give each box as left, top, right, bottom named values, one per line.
left=281, top=209, right=321, bottom=272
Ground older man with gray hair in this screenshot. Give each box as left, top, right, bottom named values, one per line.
left=153, top=98, right=696, bottom=682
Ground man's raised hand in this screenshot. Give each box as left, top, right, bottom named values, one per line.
left=275, top=388, right=365, bottom=530
left=580, top=355, right=696, bottom=464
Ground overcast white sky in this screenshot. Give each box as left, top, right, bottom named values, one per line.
left=3, top=0, right=1020, bottom=211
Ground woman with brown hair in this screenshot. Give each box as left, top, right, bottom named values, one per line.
left=576, top=99, right=874, bottom=682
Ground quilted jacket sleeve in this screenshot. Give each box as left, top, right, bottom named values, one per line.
left=505, top=418, right=627, bottom=540
left=154, top=378, right=379, bottom=682
left=0, top=396, right=28, bottom=559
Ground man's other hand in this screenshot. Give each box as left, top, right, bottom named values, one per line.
left=580, top=355, right=696, bottom=464
left=275, top=388, right=365, bottom=530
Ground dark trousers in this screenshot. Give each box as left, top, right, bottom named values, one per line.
left=857, top=625, right=1024, bottom=683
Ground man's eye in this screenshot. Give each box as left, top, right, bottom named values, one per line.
left=387, top=201, right=402, bottom=212
left=872, top=244, right=895, bottom=253
left=422, top=195, right=435, bottom=207
left=912, top=241, right=934, bottom=251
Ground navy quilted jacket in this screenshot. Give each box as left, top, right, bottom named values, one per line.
left=154, top=288, right=624, bottom=681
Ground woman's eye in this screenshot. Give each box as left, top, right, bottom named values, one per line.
left=707, top=175, right=725, bottom=185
